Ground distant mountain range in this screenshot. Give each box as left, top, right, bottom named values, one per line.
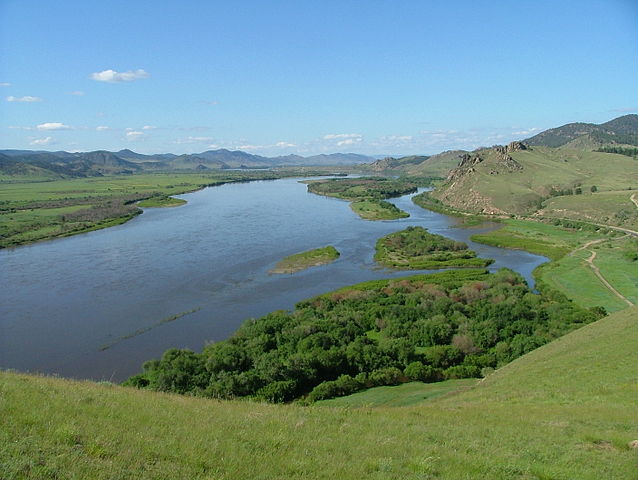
left=0, top=148, right=377, bottom=179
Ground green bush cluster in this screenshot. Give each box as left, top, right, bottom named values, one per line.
left=125, top=269, right=603, bottom=403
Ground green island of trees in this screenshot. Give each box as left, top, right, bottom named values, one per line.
left=375, top=226, right=494, bottom=269
left=124, top=268, right=603, bottom=403
left=270, top=246, right=340, bottom=274
left=306, top=177, right=420, bottom=220
left=350, top=200, right=410, bottom=220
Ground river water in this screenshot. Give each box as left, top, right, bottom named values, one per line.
left=0, top=177, right=546, bottom=381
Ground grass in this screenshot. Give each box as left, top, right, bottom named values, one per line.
left=350, top=200, right=409, bottom=220
left=1, top=305, right=636, bottom=479
left=470, top=218, right=605, bottom=260
left=270, top=246, right=340, bottom=274
left=470, top=219, right=638, bottom=312
left=431, top=147, right=638, bottom=215
left=316, top=379, right=476, bottom=407
left=541, top=190, right=638, bottom=230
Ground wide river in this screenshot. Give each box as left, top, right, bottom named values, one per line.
left=0, top=177, right=547, bottom=381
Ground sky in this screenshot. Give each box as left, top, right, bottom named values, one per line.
left=1, top=0, right=637, bottom=157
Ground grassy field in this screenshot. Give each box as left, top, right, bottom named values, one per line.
left=350, top=200, right=409, bottom=220
left=316, top=379, right=477, bottom=407
left=541, top=190, right=638, bottom=230
left=470, top=218, right=605, bottom=260
left=470, top=219, right=638, bottom=312
left=2, top=305, right=636, bottom=479
left=269, top=246, right=340, bottom=274
left=538, top=237, right=638, bottom=312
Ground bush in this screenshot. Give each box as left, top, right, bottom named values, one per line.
left=444, top=365, right=481, bottom=379
left=403, top=362, right=441, bottom=382
left=368, top=367, right=403, bottom=387
left=255, top=380, right=297, bottom=403
left=306, top=374, right=364, bottom=402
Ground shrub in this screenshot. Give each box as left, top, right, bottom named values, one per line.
left=403, top=362, right=441, bottom=382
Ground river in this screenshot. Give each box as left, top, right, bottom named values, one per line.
left=0, top=177, right=547, bottom=381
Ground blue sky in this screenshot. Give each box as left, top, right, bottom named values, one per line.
left=1, top=0, right=637, bottom=156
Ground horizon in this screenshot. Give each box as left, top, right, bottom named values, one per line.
left=1, top=1, right=637, bottom=156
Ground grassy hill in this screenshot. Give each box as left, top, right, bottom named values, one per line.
left=2, top=305, right=636, bottom=479
left=431, top=144, right=638, bottom=224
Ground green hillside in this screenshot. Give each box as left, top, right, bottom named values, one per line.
left=431, top=144, right=638, bottom=224
left=2, top=306, right=636, bottom=479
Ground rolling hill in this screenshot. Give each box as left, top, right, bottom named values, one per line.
left=2, top=305, right=635, bottom=479
left=524, top=113, right=638, bottom=148
left=428, top=115, right=638, bottom=229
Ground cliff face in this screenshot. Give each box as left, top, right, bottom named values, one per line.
left=432, top=142, right=528, bottom=215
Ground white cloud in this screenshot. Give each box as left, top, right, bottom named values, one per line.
left=37, top=122, right=71, bottom=131
left=96, top=126, right=110, bottom=131
left=203, top=100, right=218, bottom=106
left=275, top=141, right=295, bottom=148
left=30, top=136, right=53, bottom=146
left=7, top=95, right=42, bottom=102
left=207, top=144, right=220, bottom=149
left=337, top=138, right=363, bottom=146
left=236, top=144, right=260, bottom=150
left=126, top=130, right=145, bottom=140
left=0, top=82, right=11, bottom=87
left=174, top=136, right=215, bottom=144
left=90, top=69, right=149, bottom=83
left=68, top=91, right=85, bottom=96
left=512, top=127, right=541, bottom=135
left=323, top=133, right=362, bottom=140
left=142, top=125, right=156, bottom=130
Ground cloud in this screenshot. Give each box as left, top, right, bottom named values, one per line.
left=512, top=127, right=541, bottom=136
left=30, top=136, right=54, bottom=146
left=142, top=125, right=156, bottom=130
left=126, top=130, right=145, bottom=140
left=174, top=136, right=215, bottom=144
left=0, top=82, right=11, bottom=87
left=337, top=138, right=363, bottom=146
left=7, top=95, right=42, bottom=102
left=68, top=91, right=85, bottom=96
left=202, top=100, right=218, bottom=106
left=90, top=69, right=149, bottom=83
left=323, top=133, right=362, bottom=140
left=275, top=141, right=295, bottom=148
left=96, top=126, right=110, bottom=131
left=37, top=122, right=71, bottom=131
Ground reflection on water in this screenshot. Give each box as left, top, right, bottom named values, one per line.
left=0, top=178, right=547, bottom=381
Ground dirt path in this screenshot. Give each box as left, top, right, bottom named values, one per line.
left=584, top=249, right=634, bottom=307
left=631, top=193, right=638, bottom=210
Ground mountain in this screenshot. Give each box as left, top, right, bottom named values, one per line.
left=0, top=148, right=379, bottom=178
left=363, top=151, right=464, bottom=177
left=524, top=114, right=638, bottom=148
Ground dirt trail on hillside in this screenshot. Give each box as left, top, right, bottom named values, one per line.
left=631, top=193, right=638, bottom=210
left=585, top=249, right=634, bottom=307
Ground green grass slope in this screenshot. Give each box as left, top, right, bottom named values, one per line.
left=2, top=306, right=636, bottom=479
left=433, top=145, right=638, bottom=219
